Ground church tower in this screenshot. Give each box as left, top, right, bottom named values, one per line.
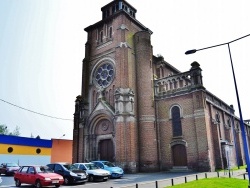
left=73, top=0, right=158, bottom=172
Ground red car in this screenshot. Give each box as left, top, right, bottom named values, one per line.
left=14, top=165, right=64, bottom=188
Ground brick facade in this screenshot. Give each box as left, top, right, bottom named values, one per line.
left=73, top=0, right=250, bottom=173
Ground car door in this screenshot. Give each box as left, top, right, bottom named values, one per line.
left=26, top=167, right=36, bottom=184
left=18, top=166, right=29, bottom=184
left=54, top=164, right=64, bottom=176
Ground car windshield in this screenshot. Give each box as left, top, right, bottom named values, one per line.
left=63, top=164, right=78, bottom=171
left=85, top=163, right=99, bottom=170
left=103, top=161, right=115, bottom=167
left=6, top=163, right=19, bottom=167
left=35, top=166, right=53, bottom=173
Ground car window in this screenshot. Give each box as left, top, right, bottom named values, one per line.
left=7, top=163, right=19, bottom=167
left=47, top=164, right=54, bottom=170
left=63, top=164, right=77, bottom=171
left=35, top=166, right=53, bottom=173
left=6, top=163, right=18, bottom=167
left=79, top=164, right=86, bottom=170
left=103, top=161, right=115, bottom=167
left=55, top=164, right=63, bottom=171
left=28, top=167, right=35, bottom=174
left=70, top=164, right=78, bottom=170
left=85, top=163, right=98, bottom=170
left=94, top=162, right=103, bottom=168
left=20, top=166, right=29, bottom=173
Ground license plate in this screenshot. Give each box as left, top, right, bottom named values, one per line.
left=104, top=177, right=108, bottom=179
left=52, top=180, right=59, bottom=183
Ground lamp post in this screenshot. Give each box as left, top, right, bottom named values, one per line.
left=59, top=134, right=65, bottom=139
left=185, top=34, right=250, bottom=186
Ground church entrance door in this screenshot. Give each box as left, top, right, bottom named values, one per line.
left=172, top=144, right=187, bottom=166
left=99, top=139, right=114, bottom=162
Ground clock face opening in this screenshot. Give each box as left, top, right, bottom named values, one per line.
left=94, top=62, right=114, bottom=88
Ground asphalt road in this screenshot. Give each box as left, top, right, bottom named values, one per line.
left=0, top=171, right=197, bottom=188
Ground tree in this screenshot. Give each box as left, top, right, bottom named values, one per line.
left=10, top=126, right=21, bottom=136
left=0, top=124, right=20, bottom=136
left=0, top=124, right=8, bottom=134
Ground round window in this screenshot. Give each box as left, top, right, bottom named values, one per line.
left=94, top=62, right=114, bottom=88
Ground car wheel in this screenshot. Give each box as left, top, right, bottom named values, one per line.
left=88, top=175, right=94, bottom=182
left=35, top=180, right=42, bottom=188
left=64, top=177, right=70, bottom=185
left=55, top=185, right=60, bottom=187
left=15, top=179, right=21, bottom=187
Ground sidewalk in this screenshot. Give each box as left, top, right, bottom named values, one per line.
left=119, top=169, right=248, bottom=188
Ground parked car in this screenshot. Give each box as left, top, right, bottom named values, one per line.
left=91, top=161, right=124, bottom=178
left=74, top=162, right=110, bottom=182
left=14, top=165, right=64, bottom=188
left=0, top=163, right=20, bottom=175
left=47, top=162, right=88, bottom=185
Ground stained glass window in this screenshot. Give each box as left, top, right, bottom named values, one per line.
left=94, top=63, right=114, bottom=88
left=172, top=106, right=182, bottom=137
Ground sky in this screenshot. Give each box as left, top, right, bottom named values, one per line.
left=0, top=0, right=250, bottom=140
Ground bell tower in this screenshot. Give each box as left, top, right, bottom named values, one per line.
left=73, top=0, right=158, bottom=173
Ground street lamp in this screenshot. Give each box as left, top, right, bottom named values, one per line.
left=185, top=34, right=250, bottom=186
left=59, top=134, right=65, bottom=139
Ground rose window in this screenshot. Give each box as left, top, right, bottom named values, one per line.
left=94, top=63, right=114, bottom=88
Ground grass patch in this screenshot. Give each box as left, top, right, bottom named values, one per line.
left=166, top=177, right=248, bottom=188
left=216, top=165, right=247, bottom=172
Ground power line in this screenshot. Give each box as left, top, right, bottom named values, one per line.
left=0, top=98, right=73, bottom=121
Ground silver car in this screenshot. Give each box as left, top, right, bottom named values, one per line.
left=74, top=163, right=110, bottom=182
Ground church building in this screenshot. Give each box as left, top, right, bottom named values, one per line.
left=73, top=0, right=250, bottom=173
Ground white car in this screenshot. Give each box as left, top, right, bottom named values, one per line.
left=74, top=163, right=110, bottom=182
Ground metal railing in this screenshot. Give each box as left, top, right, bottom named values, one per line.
left=111, top=170, right=248, bottom=188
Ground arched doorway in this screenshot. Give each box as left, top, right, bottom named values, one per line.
left=94, top=119, right=114, bottom=162
left=98, top=139, right=114, bottom=162
left=172, top=144, right=187, bottom=166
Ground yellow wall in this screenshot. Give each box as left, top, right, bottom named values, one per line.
left=0, top=143, right=51, bottom=155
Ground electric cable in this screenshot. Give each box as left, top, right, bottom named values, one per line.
left=0, top=98, right=73, bottom=121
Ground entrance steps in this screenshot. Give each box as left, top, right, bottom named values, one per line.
left=169, top=166, right=192, bottom=172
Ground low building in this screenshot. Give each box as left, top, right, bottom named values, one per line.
left=0, top=134, right=72, bottom=165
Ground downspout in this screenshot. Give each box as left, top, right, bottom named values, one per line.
left=152, top=61, right=161, bottom=171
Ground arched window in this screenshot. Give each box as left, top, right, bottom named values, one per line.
left=100, top=31, right=103, bottom=43
left=161, top=67, right=164, bottom=77
left=109, top=27, right=113, bottom=38
left=216, top=112, right=220, bottom=123
left=171, top=106, right=182, bottom=137
left=93, top=90, right=96, bottom=108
